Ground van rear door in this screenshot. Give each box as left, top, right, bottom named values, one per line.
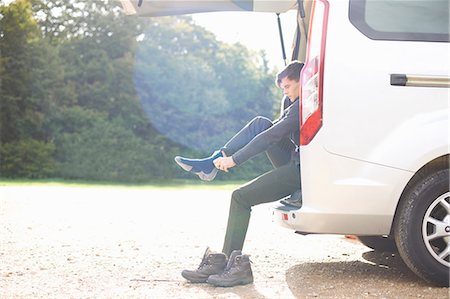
left=120, top=0, right=297, bottom=16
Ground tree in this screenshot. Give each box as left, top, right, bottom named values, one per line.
left=0, top=0, right=278, bottom=181
left=135, top=16, right=278, bottom=152
left=0, top=0, right=40, bottom=143
left=0, top=0, right=60, bottom=177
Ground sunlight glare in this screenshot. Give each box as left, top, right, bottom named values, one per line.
left=192, top=10, right=297, bottom=70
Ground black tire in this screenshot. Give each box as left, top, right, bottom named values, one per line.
left=358, top=236, right=397, bottom=253
left=394, top=167, right=449, bottom=287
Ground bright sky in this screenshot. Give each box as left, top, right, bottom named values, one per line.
left=1, top=0, right=13, bottom=5
left=192, top=10, right=298, bottom=71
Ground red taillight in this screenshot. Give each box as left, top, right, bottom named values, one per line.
left=299, top=0, right=329, bottom=145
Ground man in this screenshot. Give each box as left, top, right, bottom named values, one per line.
left=175, top=61, right=303, bottom=287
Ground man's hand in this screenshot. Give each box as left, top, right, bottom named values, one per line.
left=213, top=156, right=236, bottom=172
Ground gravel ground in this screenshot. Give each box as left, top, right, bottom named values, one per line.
left=0, top=185, right=448, bottom=299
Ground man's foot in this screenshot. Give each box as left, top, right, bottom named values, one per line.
left=181, top=247, right=227, bottom=283
left=174, top=150, right=223, bottom=181
left=206, top=250, right=254, bottom=287
left=280, top=189, right=302, bottom=208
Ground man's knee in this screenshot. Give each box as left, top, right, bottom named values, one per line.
left=250, top=116, right=273, bottom=131
left=231, top=188, right=251, bottom=211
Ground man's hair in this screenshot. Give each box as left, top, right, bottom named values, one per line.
left=276, top=60, right=304, bottom=87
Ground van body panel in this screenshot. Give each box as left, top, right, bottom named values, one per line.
left=321, top=1, right=450, bottom=171
left=120, top=0, right=297, bottom=16
left=274, top=136, right=413, bottom=235
left=275, top=0, right=449, bottom=235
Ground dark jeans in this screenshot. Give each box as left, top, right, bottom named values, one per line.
left=221, top=116, right=295, bottom=168
left=220, top=116, right=301, bottom=256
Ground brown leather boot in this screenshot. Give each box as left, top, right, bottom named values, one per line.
left=207, top=251, right=253, bottom=287
left=181, top=247, right=227, bottom=283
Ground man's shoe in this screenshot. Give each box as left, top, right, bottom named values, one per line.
left=181, top=247, right=227, bottom=283
left=207, top=251, right=254, bottom=287
left=280, top=189, right=302, bottom=208
left=174, top=150, right=222, bottom=181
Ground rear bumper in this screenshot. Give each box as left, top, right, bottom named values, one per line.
left=271, top=144, right=414, bottom=235
left=271, top=204, right=393, bottom=235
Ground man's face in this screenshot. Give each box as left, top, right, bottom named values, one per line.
left=279, top=77, right=300, bottom=102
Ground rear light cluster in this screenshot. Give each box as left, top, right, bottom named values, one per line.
left=299, top=0, right=329, bottom=145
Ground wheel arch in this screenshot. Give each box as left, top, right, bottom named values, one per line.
left=389, top=154, right=449, bottom=236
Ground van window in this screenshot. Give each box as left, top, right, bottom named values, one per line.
left=349, top=0, right=449, bottom=42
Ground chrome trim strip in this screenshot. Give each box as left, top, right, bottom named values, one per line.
left=405, top=75, right=450, bottom=88
left=404, top=75, right=450, bottom=88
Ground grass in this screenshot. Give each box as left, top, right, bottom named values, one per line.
left=0, top=178, right=245, bottom=190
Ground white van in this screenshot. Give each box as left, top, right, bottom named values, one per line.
left=120, top=0, right=450, bottom=286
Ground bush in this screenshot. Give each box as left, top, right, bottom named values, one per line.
left=0, top=139, right=56, bottom=178
left=54, top=116, right=178, bottom=182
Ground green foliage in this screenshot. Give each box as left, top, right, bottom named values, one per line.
left=135, top=17, right=278, bottom=152
left=0, top=0, right=41, bottom=143
left=52, top=107, right=179, bottom=182
left=0, top=139, right=56, bottom=178
left=55, top=115, right=168, bottom=182
left=0, top=0, right=279, bottom=183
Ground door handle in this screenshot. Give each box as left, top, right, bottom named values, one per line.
left=391, top=74, right=450, bottom=88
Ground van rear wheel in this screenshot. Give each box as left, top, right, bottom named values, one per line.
left=394, top=168, right=449, bottom=286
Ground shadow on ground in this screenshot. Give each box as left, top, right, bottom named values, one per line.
left=285, top=250, right=448, bottom=298
left=184, top=283, right=273, bottom=299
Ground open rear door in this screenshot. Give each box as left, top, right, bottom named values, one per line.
left=120, top=0, right=297, bottom=16
left=119, top=0, right=311, bottom=64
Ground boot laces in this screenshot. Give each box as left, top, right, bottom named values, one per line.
left=197, top=256, right=210, bottom=270
left=221, top=256, right=247, bottom=277
left=221, top=266, right=233, bottom=277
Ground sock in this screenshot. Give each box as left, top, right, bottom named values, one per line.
left=175, top=150, right=223, bottom=174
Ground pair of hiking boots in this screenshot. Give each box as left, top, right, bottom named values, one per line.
left=181, top=248, right=253, bottom=287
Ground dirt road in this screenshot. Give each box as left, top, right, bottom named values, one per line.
left=0, top=185, right=448, bottom=298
